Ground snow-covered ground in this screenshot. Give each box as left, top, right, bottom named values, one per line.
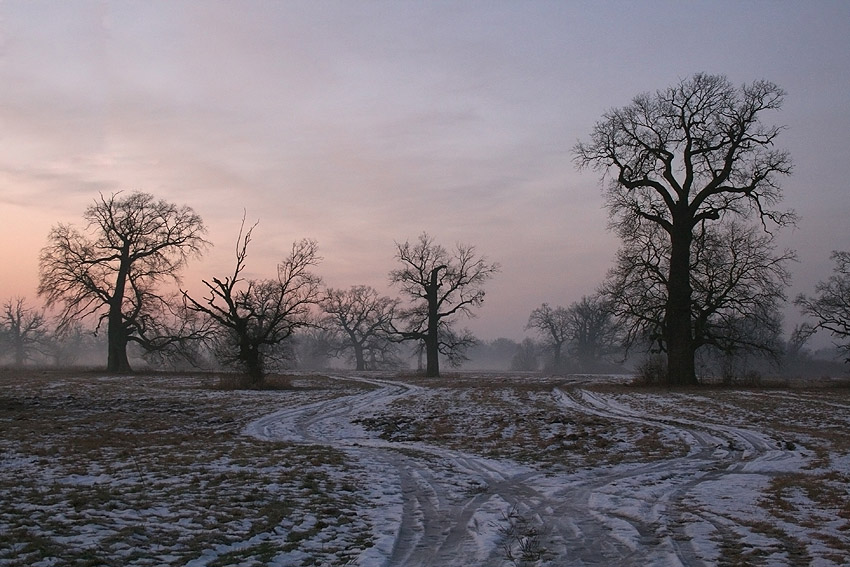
left=1, top=370, right=848, bottom=566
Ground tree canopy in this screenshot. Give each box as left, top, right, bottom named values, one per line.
left=575, top=74, right=793, bottom=384
left=389, top=233, right=499, bottom=377
left=797, top=251, right=850, bottom=362
left=39, top=191, right=208, bottom=372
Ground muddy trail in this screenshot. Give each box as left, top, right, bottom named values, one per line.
left=245, top=375, right=809, bottom=566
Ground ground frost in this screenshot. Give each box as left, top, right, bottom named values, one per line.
left=3, top=370, right=850, bottom=565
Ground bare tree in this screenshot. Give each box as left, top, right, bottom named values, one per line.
left=511, top=338, right=540, bottom=372
left=292, top=328, right=335, bottom=370
left=575, top=74, right=793, bottom=385
left=182, top=219, right=321, bottom=386
left=601, top=219, right=794, bottom=376
left=320, top=285, right=399, bottom=370
left=796, top=250, right=850, bottom=362
left=526, top=303, right=571, bottom=372
left=1, top=297, right=48, bottom=366
left=45, top=321, right=89, bottom=367
left=38, top=191, right=208, bottom=373
left=565, top=295, right=621, bottom=372
left=389, top=233, right=499, bottom=377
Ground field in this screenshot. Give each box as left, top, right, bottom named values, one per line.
left=1, top=369, right=849, bottom=566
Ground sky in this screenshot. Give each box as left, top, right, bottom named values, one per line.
left=1, top=1, right=848, bottom=344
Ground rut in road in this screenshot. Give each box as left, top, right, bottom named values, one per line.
left=245, top=376, right=807, bottom=566
left=554, top=388, right=810, bottom=566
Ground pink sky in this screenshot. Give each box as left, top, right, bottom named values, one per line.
left=1, top=1, right=849, bottom=343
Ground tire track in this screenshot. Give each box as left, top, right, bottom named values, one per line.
left=245, top=376, right=810, bottom=565
left=246, top=376, right=585, bottom=565
left=554, top=387, right=809, bottom=565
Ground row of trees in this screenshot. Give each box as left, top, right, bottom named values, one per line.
left=34, top=194, right=498, bottom=384
left=19, top=73, right=850, bottom=385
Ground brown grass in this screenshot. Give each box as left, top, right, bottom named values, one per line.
left=0, top=369, right=373, bottom=567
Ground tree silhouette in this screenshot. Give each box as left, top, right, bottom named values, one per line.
left=526, top=303, right=571, bottom=372
left=1, top=297, right=48, bottom=366
left=38, top=191, right=208, bottom=373
left=575, top=74, right=793, bottom=385
left=797, top=250, right=850, bottom=362
left=183, top=219, right=321, bottom=385
left=564, top=295, right=620, bottom=372
left=320, top=285, right=398, bottom=371
left=389, top=233, right=499, bottom=378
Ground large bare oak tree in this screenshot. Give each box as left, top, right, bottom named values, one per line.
left=389, top=233, right=499, bottom=377
left=39, top=192, right=208, bottom=373
left=575, top=74, right=793, bottom=385
left=601, top=219, right=794, bottom=378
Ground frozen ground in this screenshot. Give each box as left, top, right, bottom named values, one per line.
left=1, top=370, right=849, bottom=566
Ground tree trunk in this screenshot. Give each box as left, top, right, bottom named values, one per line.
left=243, top=344, right=264, bottom=388
left=552, top=342, right=562, bottom=374
left=424, top=334, right=440, bottom=378
left=106, top=312, right=132, bottom=373
left=665, top=225, right=697, bottom=385
left=353, top=343, right=366, bottom=371
left=107, top=251, right=132, bottom=373
left=13, top=340, right=25, bottom=367
left=424, top=267, right=443, bottom=377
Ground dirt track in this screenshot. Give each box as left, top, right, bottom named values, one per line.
left=246, top=375, right=847, bottom=566
left=2, top=371, right=848, bottom=566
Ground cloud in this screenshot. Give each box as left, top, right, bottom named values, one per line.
left=1, top=1, right=848, bottom=342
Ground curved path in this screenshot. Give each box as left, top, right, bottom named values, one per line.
left=553, top=388, right=808, bottom=565
left=245, top=376, right=808, bottom=566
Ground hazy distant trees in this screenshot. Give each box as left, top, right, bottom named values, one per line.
left=460, top=337, right=523, bottom=371
left=38, top=191, right=208, bottom=373
left=601, top=220, right=793, bottom=375
left=0, top=297, right=47, bottom=366
left=292, top=328, right=336, bottom=370
left=389, top=233, right=499, bottom=377
left=511, top=338, right=540, bottom=371
left=797, top=250, right=850, bottom=362
left=320, top=285, right=399, bottom=370
left=526, top=303, right=570, bottom=372
left=46, top=322, right=101, bottom=367
left=182, top=220, right=321, bottom=386
left=575, top=74, right=794, bottom=385
left=564, top=295, right=620, bottom=372
left=526, top=296, right=619, bottom=373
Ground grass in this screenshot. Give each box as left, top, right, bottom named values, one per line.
left=356, top=374, right=690, bottom=471
left=3, top=368, right=850, bottom=565
left=0, top=369, right=374, bottom=567
left=358, top=373, right=850, bottom=563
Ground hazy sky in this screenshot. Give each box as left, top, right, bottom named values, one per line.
left=1, top=1, right=848, bottom=342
